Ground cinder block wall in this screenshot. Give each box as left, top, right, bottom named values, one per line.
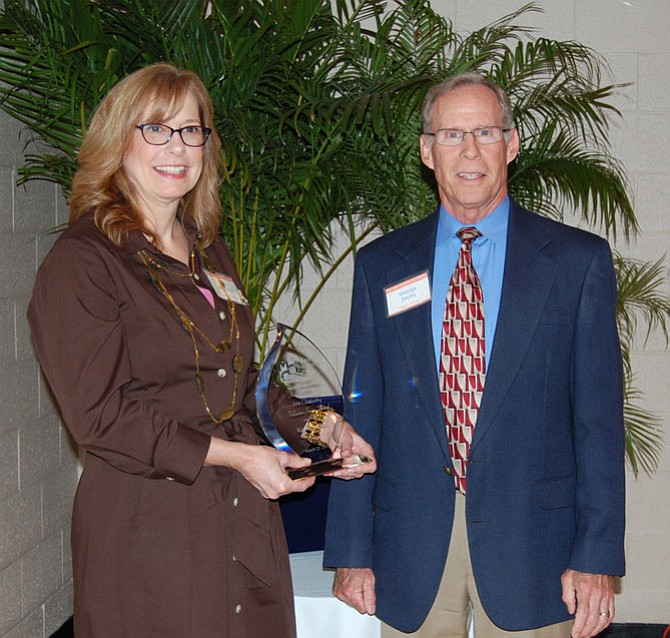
left=0, top=105, right=79, bottom=637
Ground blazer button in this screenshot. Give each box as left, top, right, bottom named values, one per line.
left=443, top=466, right=452, bottom=476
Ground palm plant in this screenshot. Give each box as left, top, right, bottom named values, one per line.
left=0, top=0, right=667, bottom=474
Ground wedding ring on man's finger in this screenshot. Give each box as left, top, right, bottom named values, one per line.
left=599, top=611, right=610, bottom=618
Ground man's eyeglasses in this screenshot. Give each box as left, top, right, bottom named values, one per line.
left=136, top=123, right=212, bottom=147
left=424, top=126, right=511, bottom=146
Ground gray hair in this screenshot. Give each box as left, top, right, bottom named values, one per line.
left=421, top=73, right=515, bottom=133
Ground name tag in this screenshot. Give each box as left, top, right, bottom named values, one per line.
left=204, top=270, right=249, bottom=306
left=384, top=271, right=431, bottom=317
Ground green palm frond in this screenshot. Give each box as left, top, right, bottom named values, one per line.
left=614, top=253, right=670, bottom=362
left=510, top=127, right=635, bottom=236
left=612, top=254, right=670, bottom=476
left=623, top=386, right=664, bottom=477
left=511, top=66, right=620, bottom=143
left=449, top=2, right=539, bottom=73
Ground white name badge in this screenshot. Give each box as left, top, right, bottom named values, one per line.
left=384, top=271, right=431, bottom=317
left=204, top=270, right=249, bottom=306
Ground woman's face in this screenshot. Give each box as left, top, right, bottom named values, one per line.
left=124, top=90, right=204, bottom=218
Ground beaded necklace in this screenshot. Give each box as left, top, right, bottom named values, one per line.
left=138, top=246, right=243, bottom=423
left=140, top=249, right=197, bottom=278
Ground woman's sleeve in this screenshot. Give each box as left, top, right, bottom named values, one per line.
left=240, top=367, right=311, bottom=455
left=27, top=235, right=211, bottom=484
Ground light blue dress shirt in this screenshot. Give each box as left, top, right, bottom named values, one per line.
left=431, top=198, right=510, bottom=370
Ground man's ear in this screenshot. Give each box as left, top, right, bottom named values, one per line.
left=506, top=128, right=520, bottom=165
left=420, top=134, right=435, bottom=170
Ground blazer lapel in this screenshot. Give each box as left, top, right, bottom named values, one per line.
left=385, top=212, right=452, bottom=460
left=471, top=204, right=558, bottom=451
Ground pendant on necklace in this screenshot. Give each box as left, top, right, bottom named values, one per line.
left=179, top=315, right=194, bottom=334
left=220, top=407, right=235, bottom=421
left=217, top=340, right=231, bottom=353
left=233, top=353, right=243, bottom=374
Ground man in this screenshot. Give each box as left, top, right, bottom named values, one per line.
left=323, top=73, right=625, bottom=638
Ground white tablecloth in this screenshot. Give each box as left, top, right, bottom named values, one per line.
left=290, top=551, right=381, bottom=638
left=290, top=551, right=474, bottom=638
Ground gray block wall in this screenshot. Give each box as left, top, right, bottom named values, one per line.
left=0, top=106, right=79, bottom=637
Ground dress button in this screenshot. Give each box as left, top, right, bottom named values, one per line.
left=233, top=497, right=239, bottom=507
left=219, top=311, right=226, bottom=321
left=217, top=368, right=227, bottom=378
left=193, top=273, right=200, bottom=281
left=235, top=604, right=242, bottom=614
left=443, top=466, right=452, bottom=476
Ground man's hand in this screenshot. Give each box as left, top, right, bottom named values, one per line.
left=319, top=413, right=377, bottom=479
left=561, top=569, right=615, bottom=638
left=333, top=567, right=376, bottom=615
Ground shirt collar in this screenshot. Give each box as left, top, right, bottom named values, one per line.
left=436, top=197, right=510, bottom=247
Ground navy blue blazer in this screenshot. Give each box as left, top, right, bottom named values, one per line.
left=323, top=201, right=625, bottom=632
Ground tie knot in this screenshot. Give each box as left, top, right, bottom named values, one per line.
left=457, top=226, right=481, bottom=246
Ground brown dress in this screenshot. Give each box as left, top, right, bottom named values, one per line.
left=27, top=212, right=308, bottom=638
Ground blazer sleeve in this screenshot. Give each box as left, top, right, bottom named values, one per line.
left=568, top=238, right=626, bottom=575
left=323, top=249, right=382, bottom=568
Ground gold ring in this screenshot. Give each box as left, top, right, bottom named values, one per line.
left=600, top=611, right=610, bottom=617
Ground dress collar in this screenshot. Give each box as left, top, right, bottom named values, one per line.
left=111, top=211, right=200, bottom=258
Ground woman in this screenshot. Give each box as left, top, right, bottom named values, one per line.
left=27, top=63, right=375, bottom=638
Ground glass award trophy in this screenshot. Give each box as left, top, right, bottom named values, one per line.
left=255, top=323, right=367, bottom=479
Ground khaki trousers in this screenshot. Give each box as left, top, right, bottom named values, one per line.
left=381, top=492, right=572, bottom=638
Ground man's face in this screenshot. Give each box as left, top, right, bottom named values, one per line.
left=420, top=84, right=519, bottom=224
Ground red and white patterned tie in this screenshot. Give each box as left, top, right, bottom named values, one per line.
left=439, top=227, right=485, bottom=493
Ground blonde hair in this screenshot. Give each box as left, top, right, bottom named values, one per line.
left=69, top=63, right=222, bottom=248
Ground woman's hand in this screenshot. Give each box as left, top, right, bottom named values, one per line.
left=319, top=412, right=377, bottom=480
left=205, top=438, right=315, bottom=499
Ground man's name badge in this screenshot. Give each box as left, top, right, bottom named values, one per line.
left=384, top=271, right=431, bottom=317
left=204, top=270, right=248, bottom=305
